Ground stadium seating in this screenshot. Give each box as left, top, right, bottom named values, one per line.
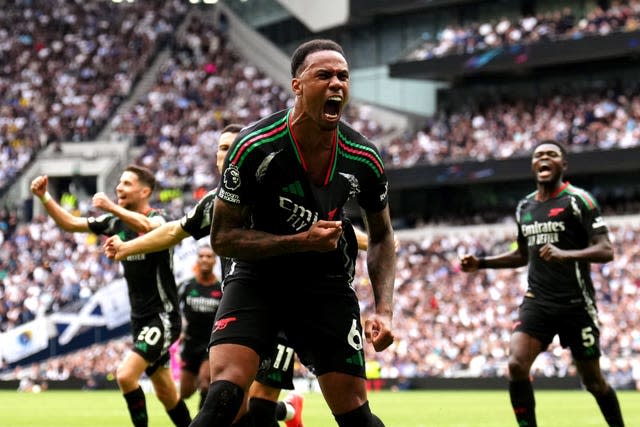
left=0, top=0, right=187, bottom=195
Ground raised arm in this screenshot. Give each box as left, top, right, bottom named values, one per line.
left=362, top=205, right=396, bottom=352
left=210, top=199, right=343, bottom=260
left=104, top=220, right=190, bottom=260
left=30, top=175, right=90, bottom=233
left=92, top=192, right=164, bottom=233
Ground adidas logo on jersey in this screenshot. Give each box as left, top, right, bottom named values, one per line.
left=282, top=181, right=304, bottom=197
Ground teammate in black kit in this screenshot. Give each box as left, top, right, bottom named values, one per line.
left=104, top=125, right=306, bottom=427
left=461, top=140, right=625, bottom=427
left=192, top=39, right=396, bottom=427
left=177, top=244, right=222, bottom=408
left=30, top=166, right=191, bottom=427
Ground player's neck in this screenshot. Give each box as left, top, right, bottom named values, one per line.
left=134, top=202, right=152, bottom=215
left=289, top=107, right=336, bottom=149
left=536, top=180, right=567, bottom=201
left=197, top=271, right=217, bottom=285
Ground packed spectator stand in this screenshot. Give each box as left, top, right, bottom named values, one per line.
left=380, top=83, right=640, bottom=169
left=402, top=1, right=640, bottom=62
left=0, top=0, right=187, bottom=196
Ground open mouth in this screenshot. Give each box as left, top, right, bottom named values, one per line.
left=323, top=97, right=342, bottom=120
left=537, top=164, right=552, bottom=178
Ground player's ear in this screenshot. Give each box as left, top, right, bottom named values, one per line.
left=291, top=77, right=302, bottom=96
left=141, top=186, right=152, bottom=199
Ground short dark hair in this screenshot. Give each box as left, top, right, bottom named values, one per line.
left=533, top=139, right=567, bottom=158
left=222, top=123, right=244, bottom=134
left=125, top=164, right=156, bottom=192
left=290, top=39, right=346, bottom=77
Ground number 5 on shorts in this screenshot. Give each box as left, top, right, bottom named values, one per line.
left=581, top=326, right=595, bottom=348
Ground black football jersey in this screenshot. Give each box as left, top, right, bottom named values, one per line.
left=88, top=209, right=179, bottom=319
left=178, top=278, right=222, bottom=343
left=217, top=109, right=388, bottom=280
left=180, top=189, right=216, bottom=240
left=516, top=182, right=609, bottom=305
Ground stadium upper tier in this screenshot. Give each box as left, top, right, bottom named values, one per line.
left=381, top=83, right=640, bottom=169
left=400, top=2, right=640, bottom=63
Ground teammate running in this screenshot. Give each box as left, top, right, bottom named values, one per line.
left=31, top=166, right=191, bottom=427
left=460, top=140, right=625, bottom=427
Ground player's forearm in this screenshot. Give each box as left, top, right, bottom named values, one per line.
left=121, top=221, right=188, bottom=256
left=41, top=197, right=88, bottom=232
left=563, top=241, right=614, bottom=263
left=108, top=204, right=156, bottom=233
left=482, top=249, right=528, bottom=269
left=367, top=236, right=395, bottom=317
left=211, top=228, right=309, bottom=260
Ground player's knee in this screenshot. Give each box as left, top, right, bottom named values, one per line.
left=334, top=401, right=385, bottom=427
left=180, top=383, right=196, bottom=400
left=583, top=378, right=609, bottom=396
left=191, top=380, right=245, bottom=427
left=116, top=367, right=137, bottom=391
left=507, top=358, right=529, bottom=380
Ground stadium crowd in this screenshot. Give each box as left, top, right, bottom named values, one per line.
left=380, top=82, right=640, bottom=168
left=0, top=213, right=121, bottom=333
left=0, top=0, right=187, bottom=193
left=4, top=2, right=640, bottom=201
left=2, top=219, right=638, bottom=391
left=404, top=0, right=640, bottom=61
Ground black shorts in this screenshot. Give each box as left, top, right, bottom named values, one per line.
left=210, top=268, right=366, bottom=379
left=180, top=337, right=208, bottom=375
left=515, top=297, right=601, bottom=360
left=254, top=332, right=295, bottom=390
left=131, top=312, right=182, bottom=376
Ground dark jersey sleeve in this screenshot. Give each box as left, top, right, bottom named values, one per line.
left=87, top=213, right=118, bottom=236
left=343, top=130, right=389, bottom=213
left=515, top=198, right=529, bottom=254
left=217, top=132, right=257, bottom=207
left=180, top=189, right=217, bottom=240
left=573, top=191, right=608, bottom=238
left=357, top=168, right=388, bottom=213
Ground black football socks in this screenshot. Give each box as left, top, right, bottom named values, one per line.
left=509, top=379, right=536, bottom=427
left=124, top=386, right=148, bottom=427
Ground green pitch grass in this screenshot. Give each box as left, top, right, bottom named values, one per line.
left=1, top=389, right=639, bottom=426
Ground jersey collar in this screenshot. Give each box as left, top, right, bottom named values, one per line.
left=286, top=109, right=338, bottom=187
